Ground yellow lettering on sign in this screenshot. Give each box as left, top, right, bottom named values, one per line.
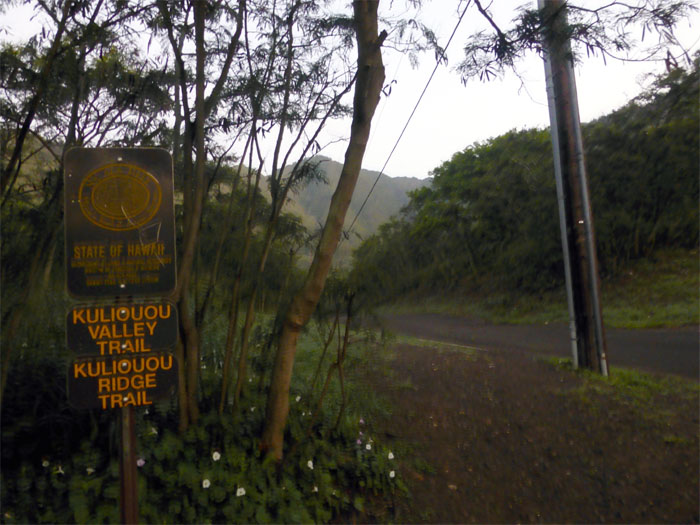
left=72, top=304, right=171, bottom=325
left=95, top=338, right=152, bottom=355
left=96, top=373, right=157, bottom=392
left=97, top=391, right=152, bottom=409
left=87, top=323, right=151, bottom=340
left=71, top=304, right=171, bottom=356
left=74, top=354, right=172, bottom=410
left=73, top=362, right=87, bottom=378
left=127, top=242, right=165, bottom=257
left=73, top=245, right=106, bottom=258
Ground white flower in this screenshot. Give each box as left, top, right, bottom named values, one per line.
left=295, top=395, right=301, bottom=402
left=307, top=460, right=314, bottom=470
left=236, top=487, right=246, bottom=497
left=212, top=451, right=221, bottom=461
left=389, top=470, right=395, bottom=479
left=312, top=486, right=318, bottom=493
left=365, top=444, right=371, bottom=450
left=86, top=467, right=95, bottom=475
left=136, top=458, right=145, bottom=467
left=144, top=408, right=149, bottom=415
left=250, top=407, right=256, bottom=412
left=42, top=460, right=49, bottom=468
left=202, top=479, right=211, bottom=489
left=302, top=411, right=306, bottom=416
left=359, top=418, right=365, bottom=425
left=150, top=427, right=158, bottom=435
left=388, top=452, right=394, bottom=460
left=54, top=465, right=65, bottom=475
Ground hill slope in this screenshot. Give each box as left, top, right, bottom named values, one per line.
left=282, top=156, right=429, bottom=263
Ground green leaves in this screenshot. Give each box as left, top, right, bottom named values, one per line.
left=2, top=395, right=400, bottom=523
left=352, top=60, right=699, bottom=301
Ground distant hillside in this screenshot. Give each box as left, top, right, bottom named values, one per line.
left=281, top=156, right=429, bottom=263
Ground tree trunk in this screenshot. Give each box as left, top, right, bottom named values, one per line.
left=232, top=223, right=277, bottom=408
left=173, top=0, right=208, bottom=427
left=219, top=159, right=261, bottom=414
left=158, top=0, right=244, bottom=429
left=260, top=0, right=386, bottom=460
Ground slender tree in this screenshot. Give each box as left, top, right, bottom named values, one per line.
left=155, top=0, right=245, bottom=429
left=217, top=0, right=358, bottom=413
left=261, top=0, right=387, bottom=460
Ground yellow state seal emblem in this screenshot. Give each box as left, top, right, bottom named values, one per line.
left=78, top=163, right=162, bottom=231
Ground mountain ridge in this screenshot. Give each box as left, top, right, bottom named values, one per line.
left=281, top=156, right=429, bottom=262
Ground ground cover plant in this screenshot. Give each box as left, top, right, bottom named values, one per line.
left=0, top=320, right=403, bottom=523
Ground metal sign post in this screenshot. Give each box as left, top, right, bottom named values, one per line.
left=63, top=148, right=178, bottom=524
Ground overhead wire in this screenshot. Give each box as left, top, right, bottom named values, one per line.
left=340, top=0, right=472, bottom=247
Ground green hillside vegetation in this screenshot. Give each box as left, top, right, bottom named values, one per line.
left=290, top=157, right=427, bottom=241
left=351, top=61, right=699, bottom=326
left=384, top=247, right=698, bottom=328
left=279, top=157, right=428, bottom=263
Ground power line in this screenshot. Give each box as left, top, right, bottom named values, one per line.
left=341, top=1, right=471, bottom=245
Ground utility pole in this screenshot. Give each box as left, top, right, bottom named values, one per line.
left=539, top=0, right=609, bottom=375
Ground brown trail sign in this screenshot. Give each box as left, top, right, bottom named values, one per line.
left=63, top=148, right=176, bottom=298
left=67, top=352, right=178, bottom=410
left=63, top=147, right=179, bottom=524
left=66, top=301, right=177, bottom=356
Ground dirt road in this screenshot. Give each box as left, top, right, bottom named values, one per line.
left=380, top=314, right=699, bottom=379
left=371, top=343, right=699, bottom=523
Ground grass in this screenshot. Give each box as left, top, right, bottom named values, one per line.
left=544, top=356, right=699, bottom=423
left=601, top=248, right=699, bottom=328
left=384, top=248, right=699, bottom=328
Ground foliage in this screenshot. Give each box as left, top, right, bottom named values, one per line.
left=1, top=326, right=404, bottom=523
left=545, top=356, right=699, bottom=425
left=586, top=64, right=700, bottom=272
left=458, top=1, right=696, bottom=83
left=382, top=247, right=699, bottom=329
left=352, top=61, right=699, bottom=304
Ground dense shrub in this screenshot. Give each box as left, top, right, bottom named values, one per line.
left=352, top=61, right=699, bottom=300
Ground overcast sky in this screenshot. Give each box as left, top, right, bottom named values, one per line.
left=321, top=0, right=700, bottom=179
left=3, top=1, right=698, bottom=180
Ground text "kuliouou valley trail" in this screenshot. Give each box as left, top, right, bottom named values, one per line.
left=69, top=303, right=175, bottom=356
